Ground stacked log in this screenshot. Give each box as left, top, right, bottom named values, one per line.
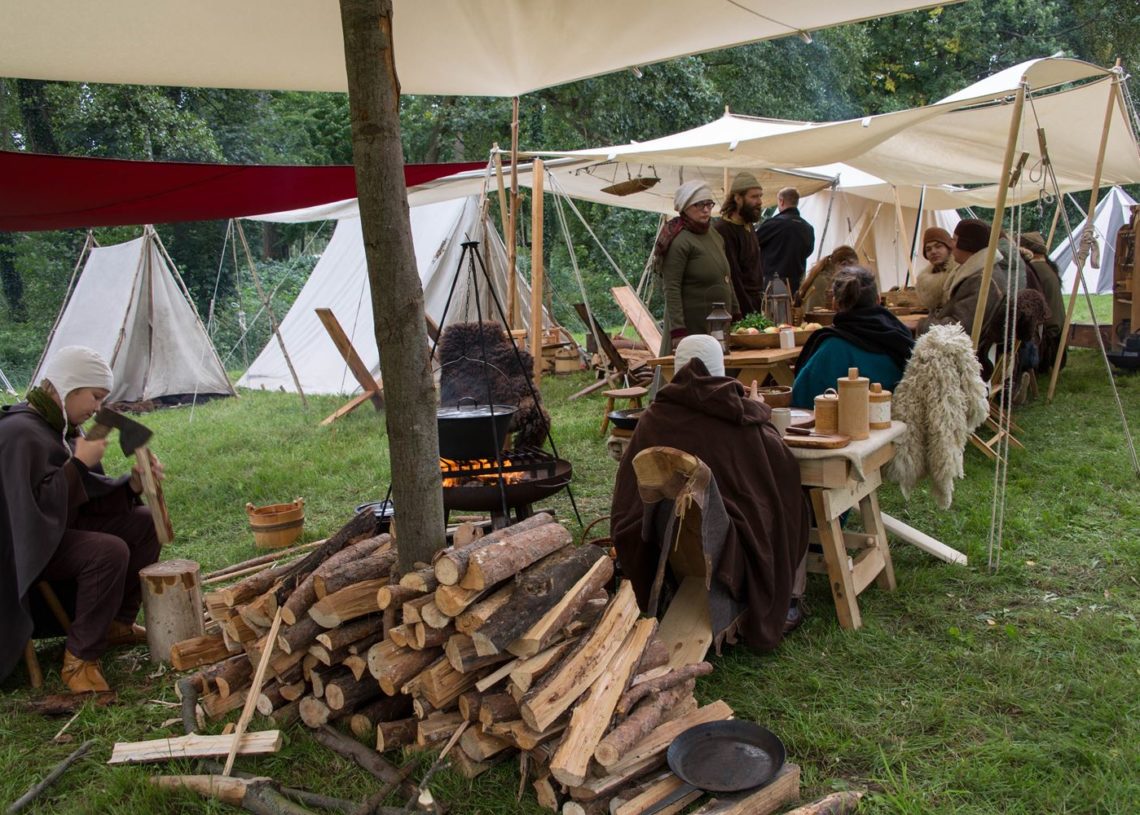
left=171, top=512, right=747, bottom=814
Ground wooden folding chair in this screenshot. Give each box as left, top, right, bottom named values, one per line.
left=969, top=344, right=1026, bottom=460
left=570, top=303, right=651, bottom=400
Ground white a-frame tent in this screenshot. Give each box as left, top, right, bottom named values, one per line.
left=238, top=195, right=546, bottom=396
left=1054, top=186, right=1137, bottom=296
left=33, top=226, right=235, bottom=404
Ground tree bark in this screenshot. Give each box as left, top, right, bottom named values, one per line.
left=338, top=0, right=445, bottom=573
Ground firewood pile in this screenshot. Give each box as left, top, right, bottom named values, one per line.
left=173, top=511, right=743, bottom=813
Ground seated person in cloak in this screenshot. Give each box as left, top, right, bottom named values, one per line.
left=610, top=335, right=810, bottom=651
left=791, top=266, right=915, bottom=408
left=0, top=346, right=163, bottom=693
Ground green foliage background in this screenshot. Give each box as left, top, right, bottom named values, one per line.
left=2, top=0, right=1139, bottom=386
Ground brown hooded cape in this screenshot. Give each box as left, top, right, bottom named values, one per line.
left=610, top=361, right=809, bottom=651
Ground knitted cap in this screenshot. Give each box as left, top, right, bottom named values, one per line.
left=674, top=180, right=715, bottom=213
left=674, top=334, right=725, bottom=377
left=730, top=171, right=762, bottom=194
left=41, top=345, right=113, bottom=407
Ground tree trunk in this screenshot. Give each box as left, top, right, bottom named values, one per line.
left=338, top=0, right=445, bottom=573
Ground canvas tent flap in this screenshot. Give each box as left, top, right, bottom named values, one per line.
left=0, top=1, right=960, bottom=97
left=33, top=232, right=234, bottom=403
left=239, top=196, right=544, bottom=395
left=1054, top=187, right=1137, bottom=296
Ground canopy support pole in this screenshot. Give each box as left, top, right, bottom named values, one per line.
left=530, top=159, right=545, bottom=387
left=1047, top=69, right=1119, bottom=401
left=235, top=220, right=307, bottom=407
left=1045, top=200, right=1063, bottom=250
left=33, top=231, right=96, bottom=383
left=905, top=184, right=927, bottom=288
left=971, top=83, right=1026, bottom=349
left=891, top=186, right=914, bottom=291
left=506, top=97, right=521, bottom=330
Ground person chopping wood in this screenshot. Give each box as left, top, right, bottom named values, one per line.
left=610, top=335, right=810, bottom=649
left=0, top=345, right=163, bottom=692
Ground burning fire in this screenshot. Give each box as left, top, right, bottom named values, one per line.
left=440, top=457, right=527, bottom=486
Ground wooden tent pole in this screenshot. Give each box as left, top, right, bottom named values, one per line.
left=1047, top=68, right=1121, bottom=401
left=235, top=220, right=308, bottom=407
left=971, top=83, right=1026, bottom=349
left=530, top=158, right=545, bottom=387
left=1045, top=201, right=1063, bottom=250
left=33, top=231, right=96, bottom=383
left=493, top=146, right=510, bottom=242
left=507, top=97, right=521, bottom=330
left=891, top=186, right=914, bottom=290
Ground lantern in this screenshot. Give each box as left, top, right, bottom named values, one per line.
left=762, top=279, right=793, bottom=328
left=705, top=301, right=732, bottom=353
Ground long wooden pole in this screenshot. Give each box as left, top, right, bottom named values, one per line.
left=1047, top=71, right=1120, bottom=401
left=890, top=186, right=913, bottom=290
left=507, top=97, right=521, bottom=330
left=971, top=84, right=1025, bottom=348
left=530, top=158, right=545, bottom=387
left=1045, top=201, right=1063, bottom=250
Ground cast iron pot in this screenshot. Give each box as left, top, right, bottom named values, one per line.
left=437, top=396, right=518, bottom=460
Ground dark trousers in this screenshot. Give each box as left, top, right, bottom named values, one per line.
left=39, top=504, right=160, bottom=660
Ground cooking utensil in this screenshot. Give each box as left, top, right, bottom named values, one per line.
left=437, top=396, right=518, bottom=460
left=642, top=720, right=785, bottom=815
left=607, top=407, right=645, bottom=431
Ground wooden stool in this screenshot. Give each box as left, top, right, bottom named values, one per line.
left=600, top=386, right=648, bottom=434
left=24, top=582, right=72, bottom=689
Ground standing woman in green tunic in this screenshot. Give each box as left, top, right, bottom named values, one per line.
left=655, top=180, right=738, bottom=355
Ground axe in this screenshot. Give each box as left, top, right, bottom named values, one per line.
left=86, top=408, right=174, bottom=545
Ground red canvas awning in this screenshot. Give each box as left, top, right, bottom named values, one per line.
left=0, top=151, right=483, bottom=231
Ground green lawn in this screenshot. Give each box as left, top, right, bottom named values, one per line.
left=2, top=349, right=1138, bottom=814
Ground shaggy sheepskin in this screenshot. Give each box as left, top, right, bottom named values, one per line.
left=437, top=321, right=551, bottom=449
left=889, top=324, right=989, bottom=509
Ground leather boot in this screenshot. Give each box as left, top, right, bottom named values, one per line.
left=61, top=650, right=111, bottom=693
left=105, top=620, right=147, bottom=648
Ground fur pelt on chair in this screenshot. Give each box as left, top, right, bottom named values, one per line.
left=437, top=322, right=551, bottom=449
left=889, top=324, right=989, bottom=509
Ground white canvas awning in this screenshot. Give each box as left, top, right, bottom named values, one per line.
left=0, top=1, right=958, bottom=97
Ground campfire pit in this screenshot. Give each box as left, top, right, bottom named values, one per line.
left=440, top=447, right=572, bottom=526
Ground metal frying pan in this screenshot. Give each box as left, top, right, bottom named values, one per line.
left=642, top=720, right=786, bottom=815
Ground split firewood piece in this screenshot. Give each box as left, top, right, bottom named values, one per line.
left=375, top=584, right=422, bottom=611
left=276, top=616, right=325, bottom=655
left=532, top=773, right=560, bottom=811
left=417, top=655, right=483, bottom=709
left=368, top=640, right=441, bottom=696
left=254, top=682, right=285, bottom=716
left=280, top=532, right=389, bottom=624
left=473, top=545, right=607, bottom=657
left=308, top=578, right=387, bottom=628
left=280, top=513, right=385, bottom=594
left=375, top=717, right=417, bottom=752
left=772, top=791, right=863, bottom=815
left=419, top=601, right=453, bottom=630
left=398, top=566, right=439, bottom=594
left=688, top=764, right=801, bottom=815
left=433, top=583, right=488, bottom=617
left=634, top=638, right=670, bottom=677
left=170, top=634, right=230, bottom=671
left=348, top=695, right=413, bottom=740
left=520, top=581, right=640, bottom=732
left=455, top=585, right=514, bottom=634
left=325, top=671, right=382, bottom=712
left=268, top=647, right=305, bottom=681
left=506, top=553, right=614, bottom=658
left=474, top=653, right=525, bottom=693
left=108, top=731, right=282, bottom=764
left=459, top=727, right=512, bottom=762
left=446, top=635, right=512, bottom=674
left=434, top=512, right=555, bottom=586
left=456, top=690, right=484, bottom=721
left=310, top=631, right=384, bottom=667
left=508, top=639, right=578, bottom=694
left=477, top=693, right=520, bottom=727
left=415, top=710, right=466, bottom=748
left=388, top=625, right=411, bottom=648
left=201, top=690, right=247, bottom=721
left=451, top=521, right=484, bottom=547
left=222, top=614, right=263, bottom=645
left=277, top=679, right=307, bottom=702
left=238, top=588, right=279, bottom=629
left=460, top=522, right=573, bottom=591
left=613, top=773, right=702, bottom=815
left=550, top=618, right=657, bottom=786
left=401, top=595, right=434, bottom=625
left=596, top=680, right=695, bottom=769
left=310, top=664, right=346, bottom=698
left=449, top=747, right=502, bottom=779
left=602, top=700, right=733, bottom=779
left=314, top=549, right=397, bottom=598
left=562, top=799, right=613, bottom=815
left=217, top=563, right=292, bottom=608
left=267, top=700, right=301, bottom=728
left=342, top=654, right=368, bottom=681
left=616, top=662, right=712, bottom=716
left=299, top=696, right=334, bottom=728
left=208, top=655, right=252, bottom=699
left=411, top=622, right=453, bottom=650
left=509, top=719, right=566, bottom=750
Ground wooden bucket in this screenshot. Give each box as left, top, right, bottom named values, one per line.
left=246, top=497, right=305, bottom=549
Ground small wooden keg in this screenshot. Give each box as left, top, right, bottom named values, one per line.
left=837, top=367, right=870, bottom=440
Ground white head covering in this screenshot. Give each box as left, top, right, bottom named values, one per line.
left=674, top=335, right=725, bottom=377
left=674, top=180, right=715, bottom=214
left=41, top=345, right=114, bottom=407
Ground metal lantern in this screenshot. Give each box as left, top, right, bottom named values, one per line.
left=705, top=301, right=732, bottom=353
left=762, top=279, right=793, bottom=328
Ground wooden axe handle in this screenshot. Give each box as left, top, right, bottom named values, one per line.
left=134, top=446, right=174, bottom=545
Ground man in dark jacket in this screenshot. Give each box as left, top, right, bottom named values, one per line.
left=714, top=172, right=766, bottom=316
left=755, top=187, right=815, bottom=292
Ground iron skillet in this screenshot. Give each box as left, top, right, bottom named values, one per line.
left=642, top=720, right=786, bottom=815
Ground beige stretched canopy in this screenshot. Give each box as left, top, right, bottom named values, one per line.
left=0, top=0, right=957, bottom=96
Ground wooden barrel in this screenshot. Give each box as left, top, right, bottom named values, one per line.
left=246, top=497, right=305, bottom=549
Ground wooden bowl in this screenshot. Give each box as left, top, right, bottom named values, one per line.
left=755, top=385, right=792, bottom=408
left=728, top=328, right=816, bottom=349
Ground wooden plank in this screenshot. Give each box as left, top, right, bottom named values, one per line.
left=689, top=763, right=800, bottom=815
left=656, top=576, right=712, bottom=669
left=881, top=512, right=967, bottom=565
left=320, top=391, right=377, bottom=427
left=224, top=608, right=284, bottom=775
left=315, top=307, right=383, bottom=409
left=109, top=731, right=282, bottom=764
left=612, top=285, right=662, bottom=354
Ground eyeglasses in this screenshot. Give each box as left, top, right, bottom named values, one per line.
left=692, top=200, right=716, bottom=210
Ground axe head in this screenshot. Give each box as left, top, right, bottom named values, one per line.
left=91, top=408, right=153, bottom=456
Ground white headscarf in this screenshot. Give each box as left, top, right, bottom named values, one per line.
left=674, top=335, right=725, bottom=377
left=41, top=345, right=114, bottom=408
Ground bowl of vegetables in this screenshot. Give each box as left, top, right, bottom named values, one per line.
left=729, top=314, right=821, bottom=349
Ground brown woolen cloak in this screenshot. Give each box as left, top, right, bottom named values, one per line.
left=610, top=361, right=809, bottom=650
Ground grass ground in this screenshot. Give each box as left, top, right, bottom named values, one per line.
left=2, top=346, right=1138, bottom=814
